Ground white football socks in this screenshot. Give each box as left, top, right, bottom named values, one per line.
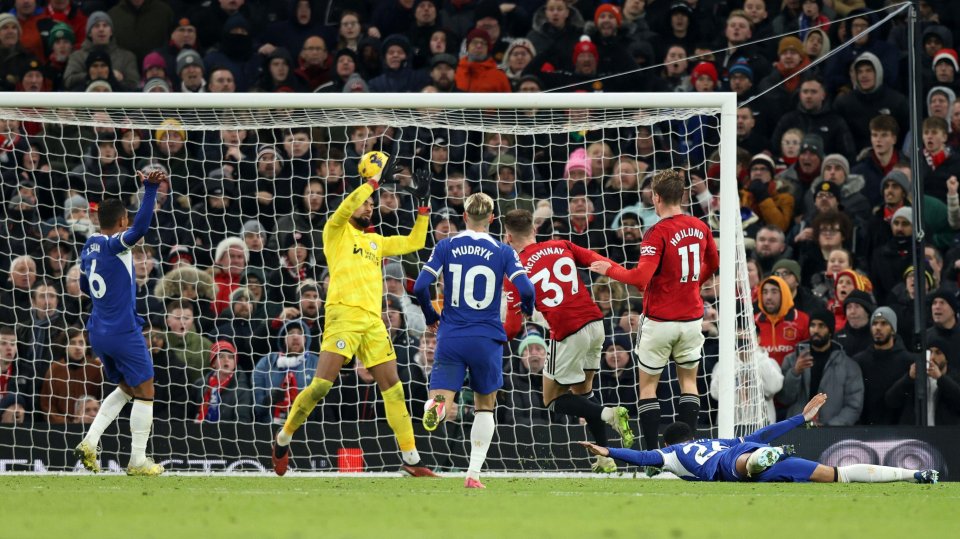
left=466, top=411, right=496, bottom=481
left=837, top=464, right=916, bottom=483
left=276, top=429, right=292, bottom=447
left=401, top=449, right=421, bottom=466
left=600, top=406, right=615, bottom=425
left=82, top=387, right=132, bottom=447
left=129, top=399, right=154, bottom=467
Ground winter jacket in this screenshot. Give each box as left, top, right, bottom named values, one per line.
left=869, top=235, right=913, bottom=305
left=455, top=56, right=511, bottom=93
left=885, top=369, right=960, bottom=426
left=832, top=53, right=909, bottom=153
left=63, top=39, right=139, bottom=91
left=755, top=276, right=811, bottom=365
left=850, top=149, right=906, bottom=208
left=108, top=0, right=175, bottom=62
left=779, top=342, right=864, bottom=425
left=800, top=173, right=872, bottom=228
left=39, top=359, right=103, bottom=423
left=367, top=35, right=430, bottom=93
left=525, top=5, right=584, bottom=70
left=853, top=338, right=914, bottom=425
left=836, top=322, right=873, bottom=357
left=772, top=102, right=857, bottom=159
left=710, top=349, right=784, bottom=426
left=740, top=179, right=795, bottom=231
left=192, top=370, right=254, bottom=423
left=824, top=14, right=900, bottom=93
left=165, top=330, right=213, bottom=383
left=252, top=320, right=320, bottom=423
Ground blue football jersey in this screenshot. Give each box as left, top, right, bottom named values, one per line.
left=422, top=230, right=526, bottom=341
left=79, top=232, right=144, bottom=335
left=657, top=439, right=736, bottom=481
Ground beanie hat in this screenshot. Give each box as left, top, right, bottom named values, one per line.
left=800, top=134, right=825, bottom=159
left=342, top=72, right=369, bottom=92
left=573, top=36, right=599, bottom=65
left=778, top=36, right=807, bottom=59
left=47, top=21, right=74, bottom=49
left=728, top=57, right=754, bottom=81
left=176, top=48, right=204, bottom=74
left=564, top=148, right=592, bottom=178
left=594, top=4, right=622, bottom=26
left=690, top=61, right=719, bottom=87
left=143, top=77, right=172, bottom=93
left=142, top=52, right=167, bottom=74
left=808, top=307, right=836, bottom=334
left=881, top=169, right=910, bottom=197
left=814, top=180, right=841, bottom=199
left=466, top=28, right=492, bottom=49
left=85, top=11, right=113, bottom=35
left=518, top=329, right=547, bottom=355
left=902, top=265, right=935, bottom=289
left=63, top=195, right=89, bottom=220
left=85, top=47, right=112, bottom=69
left=0, top=13, right=20, bottom=34
left=771, top=258, right=802, bottom=281
left=750, top=152, right=776, bottom=173
left=85, top=79, right=113, bottom=92
left=892, top=206, right=913, bottom=225
left=934, top=48, right=959, bottom=72
left=872, top=306, right=898, bottom=332
left=843, top=289, right=876, bottom=314
left=155, top=118, right=186, bottom=141
left=209, top=340, right=237, bottom=365
left=930, top=290, right=959, bottom=316
left=821, top=153, right=850, bottom=177
left=214, top=236, right=249, bottom=266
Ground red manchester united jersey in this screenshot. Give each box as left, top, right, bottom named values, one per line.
left=637, top=215, right=719, bottom=322
left=518, top=240, right=604, bottom=341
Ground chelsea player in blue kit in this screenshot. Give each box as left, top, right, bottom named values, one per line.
left=581, top=393, right=938, bottom=484
left=413, top=193, right=535, bottom=489
left=74, top=169, right=166, bottom=476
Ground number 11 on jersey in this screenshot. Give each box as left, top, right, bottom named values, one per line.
left=677, top=244, right=701, bottom=283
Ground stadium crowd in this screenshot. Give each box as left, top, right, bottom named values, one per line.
left=0, top=0, right=959, bottom=434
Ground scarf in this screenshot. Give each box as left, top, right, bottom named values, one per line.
left=197, top=372, right=233, bottom=422
left=273, top=370, right=300, bottom=423
left=798, top=14, right=830, bottom=41
left=924, top=146, right=951, bottom=170
left=871, top=150, right=899, bottom=176
left=883, top=202, right=905, bottom=222
left=0, top=363, right=12, bottom=397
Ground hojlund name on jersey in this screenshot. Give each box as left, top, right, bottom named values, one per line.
left=669, top=227, right=705, bottom=247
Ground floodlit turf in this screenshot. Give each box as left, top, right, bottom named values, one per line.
left=4, top=475, right=956, bottom=539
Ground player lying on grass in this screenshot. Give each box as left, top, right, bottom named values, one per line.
left=579, top=393, right=939, bottom=484
left=502, top=209, right=635, bottom=474
left=272, top=153, right=436, bottom=477
left=75, top=169, right=167, bottom=476
left=412, top=193, right=535, bottom=489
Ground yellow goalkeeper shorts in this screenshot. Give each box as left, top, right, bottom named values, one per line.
left=321, top=305, right=397, bottom=369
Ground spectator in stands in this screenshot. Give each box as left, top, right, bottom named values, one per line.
left=0, top=255, right=37, bottom=327
left=154, top=264, right=217, bottom=334
left=154, top=17, right=197, bottom=89
left=210, top=237, right=247, bottom=316
left=869, top=207, right=915, bottom=305
left=890, top=265, right=935, bottom=350
left=886, top=336, right=960, bottom=425
left=863, top=169, right=909, bottom=261
left=175, top=49, right=206, bottom=93
left=927, top=291, right=960, bottom=366
left=526, top=0, right=583, bottom=67
left=851, top=115, right=906, bottom=208
left=202, top=14, right=259, bottom=92
left=751, top=226, right=791, bottom=277
left=778, top=133, right=823, bottom=192
left=803, top=27, right=830, bottom=63
left=506, top=328, right=550, bottom=426
left=164, top=298, right=214, bottom=383
left=63, top=12, right=138, bottom=91
left=453, top=28, right=510, bottom=93
left=252, top=320, right=319, bottom=424
left=0, top=13, right=34, bottom=92
left=659, top=44, right=691, bottom=92
left=17, top=281, right=67, bottom=403
left=773, top=76, right=856, bottom=159
left=757, top=37, right=810, bottom=115
left=0, top=326, right=22, bottom=401
left=931, top=47, right=960, bottom=95
left=255, top=279, right=323, bottom=358
left=11, top=0, right=44, bottom=61
left=829, top=269, right=873, bottom=331
left=207, top=66, right=236, bottom=93
left=836, top=290, right=876, bottom=354
left=779, top=308, right=864, bottom=426
left=605, top=209, right=642, bottom=268
left=489, top=154, right=534, bottom=216
left=383, top=261, right=426, bottom=338
left=771, top=258, right=826, bottom=315
left=40, top=238, right=73, bottom=286
left=742, top=153, right=795, bottom=232
left=194, top=340, right=253, bottom=423
left=918, top=116, right=960, bottom=200
left=268, top=231, right=320, bottom=313
left=255, top=47, right=306, bottom=92
left=262, top=1, right=330, bottom=62
left=736, top=104, right=770, bottom=156
left=71, top=395, right=99, bottom=424
left=294, top=36, right=331, bottom=91
left=108, top=0, right=175, bottom=64
left=61, top=264, right=89, bottom=327
left=382, top=294, right=418, bottom=372
left=424, top=52, right=457, bottom=93
left=711, top=333, right=784, bottom=427
left=596, top=333, right=639, bottom=417
left=152, top=120, right=196, bottom=200
left=755, top=275, right=810, bottom=365
left=214, top=286, right=259, bottom=373
left=368, top=34, right=429, bottom=93
left=36, top=0, right=87, bottom=47
left=824, top=9, right=899, bottom=93
left=853, top=307, right=912, bottom=425
left=796, top=210, right=854, bottom=289
left=39, top=326, right=101, bottom=424
left=405, top=0, right=440, bottom=68
left=192, top=0, right=264, bottom=52
left=833, top=53, right=909, bottom=153
left=500, top=38, right=535, bottom=87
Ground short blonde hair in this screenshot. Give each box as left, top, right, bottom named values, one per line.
left=464, top=192, right=495, bottom=223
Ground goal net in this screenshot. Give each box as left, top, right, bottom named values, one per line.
left=0, top=93, right=762, bottom=473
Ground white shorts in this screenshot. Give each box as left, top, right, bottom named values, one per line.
left=545, top=320, right=605, bottom=385
left=634, top=315, right=704, bottom=375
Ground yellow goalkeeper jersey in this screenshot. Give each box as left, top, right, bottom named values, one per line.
left=323, top=181, right=429, bottom=317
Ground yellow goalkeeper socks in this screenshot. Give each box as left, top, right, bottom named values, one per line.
left=280, top=377, right=333, bottom=443
left=382, top=382, right=417, bottom=454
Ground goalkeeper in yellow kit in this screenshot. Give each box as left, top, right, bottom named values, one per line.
left=272, top=154, right=436, bottom=477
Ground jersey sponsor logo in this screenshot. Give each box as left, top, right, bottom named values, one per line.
left=761, top=344, right=796, bottom=353
left=352, top=244, right=379, bottom=263
left=640, top=245, right=657, bottom=256
left=336, top=339, right=346, bottom=350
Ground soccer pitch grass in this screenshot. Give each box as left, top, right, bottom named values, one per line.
left=4, top=476, right=955, bottom=539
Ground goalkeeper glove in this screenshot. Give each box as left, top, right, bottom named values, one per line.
left=378, top=155, right=403, bottom=186
left=404, top=168, right=432, bottom=208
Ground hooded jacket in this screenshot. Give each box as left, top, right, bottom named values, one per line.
left=755, top=276, right=811, bottom=365
left=252, top=319, right=320, bottom=423
left=853, top=337, right=914, bottom=425
left=833, top=52, right=909, bottom=151
left=525, top=4, right=585, bottom=70
left=455, top=53, right=511, bottom=93
left=367, top=35, right=430, bottom=93
left=772, top=100, right=857, bottom=159
left=779, top=341, right=864, bottom=425
left=62, top=34, right=139, bottom=90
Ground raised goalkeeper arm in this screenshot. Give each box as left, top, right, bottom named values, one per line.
left=381, top=213, right=429, bottom=256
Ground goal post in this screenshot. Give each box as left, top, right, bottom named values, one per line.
left=0, top=91, right=753, bottom=472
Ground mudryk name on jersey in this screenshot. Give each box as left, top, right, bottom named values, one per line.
left=450, top=245, right=495, bottom=260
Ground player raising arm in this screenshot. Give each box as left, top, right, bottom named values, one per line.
left=580, top=393, right=939, bottom=484
left=74, top=169, right=167, bottom=476
left=272, top=153, right=437, bottom=477
left=412, top=193, right=535, bottom=489
left=502, top=209, right=635, bottom=474
left=590, top=169, right=719, bottom=453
